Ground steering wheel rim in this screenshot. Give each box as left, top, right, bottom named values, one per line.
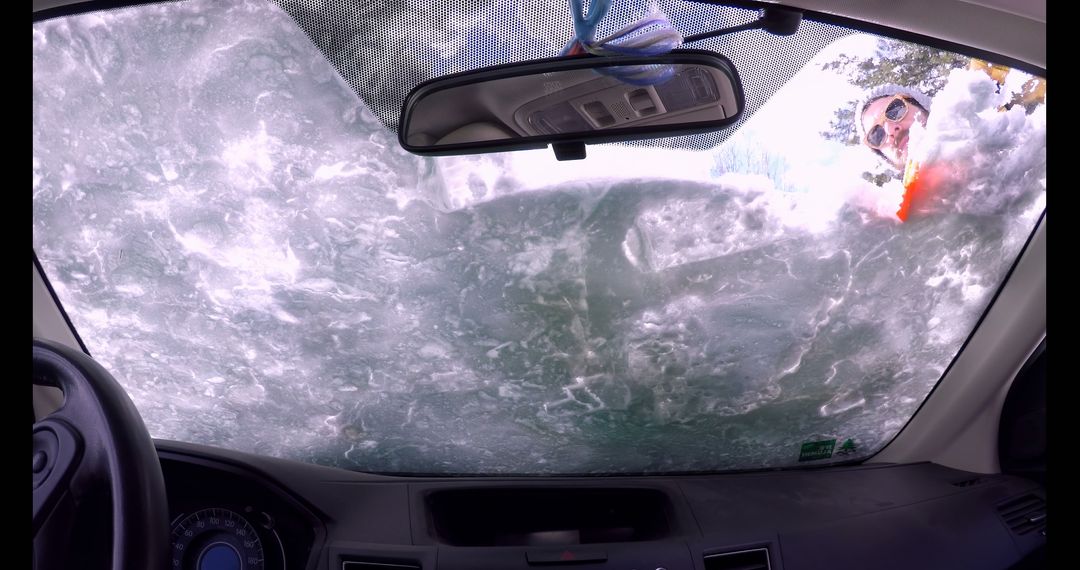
left=33, top=338, right=169, bottom=570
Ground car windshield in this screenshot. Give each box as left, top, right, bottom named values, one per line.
left=32, top=0, right=1046, bottom=475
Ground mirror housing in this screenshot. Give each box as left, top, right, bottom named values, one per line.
left=398, top=50, right=744, bottom=160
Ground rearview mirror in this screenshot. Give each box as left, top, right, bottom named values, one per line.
left=398, top=50, right=744, bottom=160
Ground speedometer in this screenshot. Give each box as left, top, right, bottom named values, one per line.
left=171, top=508, right=265, bottom=570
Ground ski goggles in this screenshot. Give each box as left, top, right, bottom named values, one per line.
left=865, top=96, right=916, bottom=149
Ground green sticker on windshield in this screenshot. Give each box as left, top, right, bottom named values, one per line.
left=836, top=438, right=858, bottom=456
left=799, top=439, right=836, bottom=462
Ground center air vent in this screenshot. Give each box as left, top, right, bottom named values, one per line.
left=996, top=494, right=1046, bottom=536
left=703, top=547, right=771, bottom=570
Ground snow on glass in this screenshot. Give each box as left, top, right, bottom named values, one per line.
left=32, top=0, right=1044, bottom=474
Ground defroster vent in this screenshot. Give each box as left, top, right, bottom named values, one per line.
left=343, top=561, right=421, bottom=570
left=703, top=547, right=771, bottom=570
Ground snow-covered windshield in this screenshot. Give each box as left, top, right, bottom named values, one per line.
left=32, top=0, right=1045, bottom=474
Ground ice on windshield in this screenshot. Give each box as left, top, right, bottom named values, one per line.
left=33, top=0, right=1045, bottom=474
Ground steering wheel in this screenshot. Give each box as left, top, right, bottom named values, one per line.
left=33, top=338, right=169, bottom=570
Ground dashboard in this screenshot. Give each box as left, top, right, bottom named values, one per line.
left=160, top=451, right=322, bottom=570
left=158, top=440, right=1046, bottom=570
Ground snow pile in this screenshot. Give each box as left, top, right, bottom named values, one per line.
left=906, top=68, right=1046, bottom=216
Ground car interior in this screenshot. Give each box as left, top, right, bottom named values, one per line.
left=33, top=1, right=1045, bottom=569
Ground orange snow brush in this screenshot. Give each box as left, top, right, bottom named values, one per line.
left=898, top=159, right=945, bottom=222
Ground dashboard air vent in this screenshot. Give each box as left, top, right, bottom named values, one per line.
left=952, top=477, right=988, bottom=487
left=343, top=561, right=421, bottom=570
left=704, top=547, right=771, bottom=570
left=997, top=494, right=1046, bottom=536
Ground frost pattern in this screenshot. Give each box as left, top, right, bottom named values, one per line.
left=33, top=0, right=1044, bottom=474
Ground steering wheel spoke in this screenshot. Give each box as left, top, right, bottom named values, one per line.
left=32, top=417, right=84, bottom=537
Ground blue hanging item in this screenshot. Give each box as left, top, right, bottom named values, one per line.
left=560, top=0, right=684, bottom=86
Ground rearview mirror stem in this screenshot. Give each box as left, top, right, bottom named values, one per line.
left=683, top=6, right=802, bottom=43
